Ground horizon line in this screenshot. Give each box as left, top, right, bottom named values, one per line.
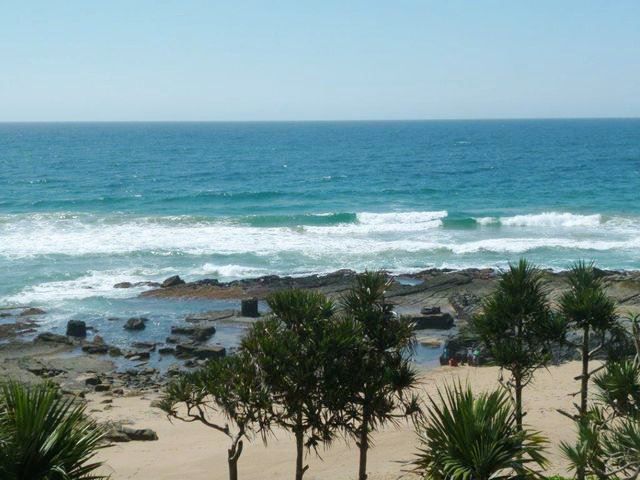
left=1, top=116, right=640, bottom=124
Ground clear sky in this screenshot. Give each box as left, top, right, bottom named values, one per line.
left=1, top=1, right=639, bottom=121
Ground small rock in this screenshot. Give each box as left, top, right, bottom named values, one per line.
left=95, top=384, right=111, bottom=392
left=83, top=374, right=101, bottom=386
left=170, top=325, right=216, bottom=342
left=175, top=343, right=226, bottom=360
left=161, top=275, right=185, bottom=288
left=108, top=346, right=123, bottom=357
left=124, top=317, right=147, bottom=331
left=420, top=306, right=441, bottom=315
left=131, top=341, right=156, bottom=351
left=114, top=282, right=133, bottom=289
left=104, top=429, right=130, bottom=443
left=35, top=332, right=72, bottom=345
left=120, top=426, right=158, bottom=441
left=82, top=344, right=109, bottom=354
left=158, top=346, right=175, bottom=355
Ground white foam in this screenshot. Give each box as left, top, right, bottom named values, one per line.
left=189, top=263, right=270, bottom=279
left=475, top=216, right=499, bottom=226
left=0, top=211, right=638, bottom=263
left=499, top=212, right=602, bottom=228
left=2, top=269, right=160, bottom=305
left=449, top=237, right=633, bottom=255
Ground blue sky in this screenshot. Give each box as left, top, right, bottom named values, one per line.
left=1, top=1, right=639, bottom=121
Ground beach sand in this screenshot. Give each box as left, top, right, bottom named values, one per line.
left=93, top=361, right=582, bottom=479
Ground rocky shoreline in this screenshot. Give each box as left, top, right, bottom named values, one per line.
left=2, top=267, right=640, bottom=398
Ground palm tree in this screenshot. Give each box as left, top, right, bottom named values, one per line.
left=340, top=271, right=421, bottom=480
left=559, top=261, right=617, bottom=423
left=0, top=381, right=107, bottom=480
left=471, top=259, right=564, bottom=431
left=414, top=382, right=548, bottom=480
left=160, top=353, right=273, bottom=480
left=562, top=326, right=640, bottom=480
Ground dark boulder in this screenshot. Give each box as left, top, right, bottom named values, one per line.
left=241, top=298, right=259, bottom=317
left=161, top=275, right=185, bottom=288
left=412, top=312, right=454, bottom=330
left=170, top=325, right=216, bottom=342
left=124, top=317, right=147, bottom=331
left=66, top=320, right=87, bottom=338
left=114, top=282, right=133, bottom=289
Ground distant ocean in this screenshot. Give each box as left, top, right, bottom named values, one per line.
left=1, top=120, right=639, bottom=347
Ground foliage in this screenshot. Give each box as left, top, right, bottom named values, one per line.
left=471, top=259, right=564, bottom=429
left=339, top=271, right=421, bottom=480
left=562, top=358, right=640, bottom=479
left=0, top=381, right=107, bottom=480
left=414, top=382, right=547, bottom=480
left=160, top=353, right=272, bottom=480
left=240, top=289, right=360, bottom=480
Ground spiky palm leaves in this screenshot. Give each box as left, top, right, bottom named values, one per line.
left=562, top=359, right=640, bottom=479
left=471, top=259, right=563, bottom=430
left=0, top=381, right=106, bottom=480
left=340, top=271, right=421, bottom=480
left=415, top=383, right=547, bottom=480
left=241, top=289, right=359, bottom=480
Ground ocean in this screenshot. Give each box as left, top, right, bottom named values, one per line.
left=1, top=119, right=639, bottom=353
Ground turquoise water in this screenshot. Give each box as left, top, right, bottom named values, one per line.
left=0, top=120, right=639, bottom=355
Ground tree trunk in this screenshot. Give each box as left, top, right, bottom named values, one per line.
left=514, top=373, right=523, bottom=432
left=358, top=414, right=369, bottom=480
left=577, top=324, right=591, bottom=480
left=580, top=324, right=590, bottom=418
left=228, top=456, right=238, bottom=480
left=295, top=426, right=306, bottom=480
left=228, top=439, right=243, bottom=480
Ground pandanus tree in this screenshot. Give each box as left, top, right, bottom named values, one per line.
left=340, top=271, right=421, bottom=480
left=559, top=261, right=618, bottom=420
left=160, top=353, right=272, bottom=480
left=414, top=382, right=548, bottom=480
left=471, top=259, right=565, bottom=431
left=0, top=381, right=107, bottom=480
left=562, top=314, right=640, bottom=479
left=240, top=289, right=358, bottom=480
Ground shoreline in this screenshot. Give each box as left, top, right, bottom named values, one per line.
left=1, top=266, right=637, bottom=478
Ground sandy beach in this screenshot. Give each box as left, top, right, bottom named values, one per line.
left=93, top=361, right=583, bottom=480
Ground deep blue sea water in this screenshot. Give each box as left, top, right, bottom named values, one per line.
left=1, top=120, right=639, bottom=358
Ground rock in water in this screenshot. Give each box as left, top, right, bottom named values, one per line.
left=175, top=343, right=226, bottom=359
left=241, top=298, right=259, bottom=317
left=34, top=332, right=72, bottom=345
left=412, top=312, right=454, bottom=330
left=20, top=307, right=46, bottom=317
left=161, top=275, right=185, bottom=288
left=66, top=320, right=87, bottom=337
left=124, top=317, right=147, bottom=331
left=170, top=325, right=216, bottom=342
